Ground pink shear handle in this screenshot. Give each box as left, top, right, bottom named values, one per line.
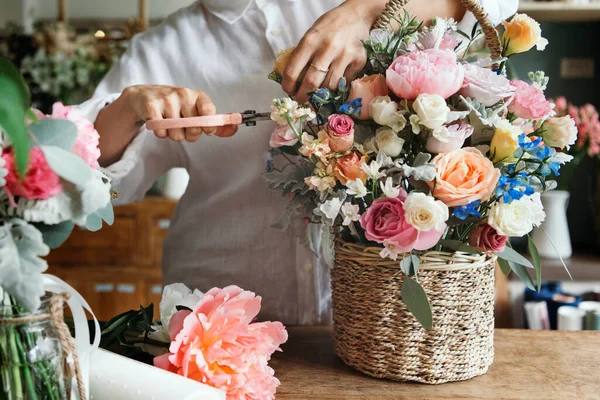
left=145, top=113, right=243, bottom=131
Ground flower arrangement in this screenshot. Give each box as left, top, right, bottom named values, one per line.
left=265, top=13, right=577, bottom=326
left=0, top=57, right=114, bottom=399
left=101, top=284, right=288, bottom=400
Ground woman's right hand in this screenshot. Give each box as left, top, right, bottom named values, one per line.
left=122, top=84, right=238, bottom=142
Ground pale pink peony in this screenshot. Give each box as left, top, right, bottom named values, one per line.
left=386, top=49, right=465, bottom=100
left=348, top=74, right=388, bottom=120
left=39, top=102, right=101, bottom=168
left=459, top=64, right=515, bottom=106
left=508, top=80, right=552, bottom=120
left=2, top=148, right=62, bottom=200
left=426, top=121, right=474, bottom=153
left=469, top=224, right=508, bottom=253
left=269, top=125, right=298, bottom=147
left=326, top=114, right=354, bottom=153
left=359, top=190, right=445, bottom=252
left=154, top=286, right=288, bottom=400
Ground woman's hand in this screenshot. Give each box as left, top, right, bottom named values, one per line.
left=122, top=85, right=238, bottom=142
left=282, top=0, right=386, bottom=104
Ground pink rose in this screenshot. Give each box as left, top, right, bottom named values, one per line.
left=509, top=80, right=552, bottom=120
left=459, top=64, right=515, bottom=107
left=326, top=114, right=355, bottom=153
left=359, top=190, right=445, bottom=253
left=348, top=74, right=388, bottom=120
left=2, top=147, right=62, bottom=200
left=269, top=125, right=298, bottom=147
left=426, top=121, right=474, bottom=153
left=386, top=49, right=465, bottom=100
left=469, top=224, right=508, bottom=253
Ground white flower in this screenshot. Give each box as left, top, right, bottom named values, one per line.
left=380, top=240, right=402, bottom=261
left=361, top=160, right=385, bottom=180
left=380, top=177, right=401, bottom=198
left=488, top=194, right=546, bottom=237
left=375, top=127, right=405, bottom=157
left=551, top=152, right=573, bottom=165
left=346, top=179, right=368, bottom=198
left=68, top=169, right=112, bottom=226
left=319, top=197, right=343, bottom=221
left=413, top=93, right=450, bottom=130
left=293, top=107, right=316, bottom=121
left=370, top=96, right=406, bottom=132
left=376, top=151, right=394, bottom=168
left=270, top=98, right=298, bottom=125
left=305, top=175, right=335, bottom=192
left=409, top=114, right=422, bottom=134
left=341, top=203, right=360, bottom=226
left=152, top=283, right=204, bottom=342
left=403, top=192, right=449, bottom=231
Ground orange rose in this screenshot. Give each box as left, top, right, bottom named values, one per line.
left=502, top=14, right=548, bottom=57
left=428, top=148, right=500, bottom=207
left=334, top=152, right=368, bottom=185
left=348, top=74, right=389, bottom=120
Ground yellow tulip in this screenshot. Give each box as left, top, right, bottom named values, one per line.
left=502, top=14, right=548, bottom=57
left=490, top=120, right=522, bottom=163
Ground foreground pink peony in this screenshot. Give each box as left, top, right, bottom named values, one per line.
left=2, top=147, right=62, bottom=200
left=153, top=286, right=288, bottom=400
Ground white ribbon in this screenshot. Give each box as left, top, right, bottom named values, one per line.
left=43, top=274, right=100, bottom=400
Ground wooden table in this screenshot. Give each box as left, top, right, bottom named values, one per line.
left=272, top=327, right=600, bottom=399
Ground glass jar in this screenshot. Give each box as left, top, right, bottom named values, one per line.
left=0, top=295, right=68, bottom=400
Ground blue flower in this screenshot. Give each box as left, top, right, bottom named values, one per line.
left=495, top=174, right=534, bottom=203
left=453, top=201, right=481, bottom=220
left=311, top=88, right=332, bottom=105
left=339, top=98, right=362, bottom=116
left=518, top=134, right=542, bottom=151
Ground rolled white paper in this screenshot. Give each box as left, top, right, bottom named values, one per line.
left=557, top=306, right=585, bottom=331
left=524, top=301, right=550, bottom=330
left=89, top=348, right=226, bottom=400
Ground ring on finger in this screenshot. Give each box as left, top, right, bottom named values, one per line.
left=310, top=63, right=330, bottom=73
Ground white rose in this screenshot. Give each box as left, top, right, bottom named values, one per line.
left=413, top=93, right=450, bottom=130
left=154, top=283, right=204, bottom=341
left=375, top=127, right=405, bottom=157
left=488, top=194, right=546, bottom=237
left=403, top=192, right=449, bottom=231
left=370, top=96, right=407, bottom=132
left=542, top=116, right=578, bottom=149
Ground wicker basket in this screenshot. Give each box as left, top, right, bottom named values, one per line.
left=330, top=0, right=502, bottom=384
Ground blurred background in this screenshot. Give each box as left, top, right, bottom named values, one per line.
left=1, top=0, right=599, bottom=330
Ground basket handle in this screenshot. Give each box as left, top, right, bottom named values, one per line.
left=372, top=0, right=502, bottom=60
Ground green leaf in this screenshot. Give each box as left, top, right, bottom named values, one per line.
left=528, top=235, right=542, bottom=291
left=401, top=277, right=433, bottom=329
left=96, top=202, right=114, bottom=225
left=85, top=213, right=103, bottom=232
left=400, top=255, right=420, bottom=276
left=34, top=221, right=75, bottom=249
left=29, top=119, right=77, bottom=150
left=497, top=246, right=534, bottom=269
left=439, top=239, right=480, bottom=254
left=25, top=109, right=39, bottom=124
left=40, top=145, right=92, bottom=186
left=510, top=261, right=535, bottom=290
left=0, top=58, right=30, bottom=176
left=498, top=257, right=511, bottom=276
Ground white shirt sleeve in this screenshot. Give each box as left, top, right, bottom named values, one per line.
left=458, top=0, right=519, bottom=33
left=77, top=32, right=185, bottom=206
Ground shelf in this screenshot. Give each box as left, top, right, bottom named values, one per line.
left=511, top=252, right=600, bottom=281
left=519, top=2, right=600, bottom=22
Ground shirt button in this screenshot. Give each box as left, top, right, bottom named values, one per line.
left=271, top=27, right=282, bottom=36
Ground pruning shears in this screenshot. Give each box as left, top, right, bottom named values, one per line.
left=142, top=110, right=271, bottom=131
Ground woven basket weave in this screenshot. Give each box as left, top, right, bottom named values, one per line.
left=332, top=240, right=497, bottom=384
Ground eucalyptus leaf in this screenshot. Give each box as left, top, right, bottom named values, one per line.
left=439, top=239, right=480, bottom=254
left=400, top=255, right=420, bottom=276
left=96, top=202, right=115, bottom=225
left=401, top=277, right=433, bottom=329
left=29, top=119, right=77, bottom=150
left=41, top=145, right=92, bottom=186
left=85, top=213, right=103, bottom=232
left=509, top=260, right=535, bottom=290
left=498, top=257, right=511, bottom=276
left=412, top=153, right=431, bottom=167
left=497, top=246, right=534, bottom=269
left=528, top=235, right=542, bottom=291
left=34, top=221, right=74, bottom=249
left=321, top=224, right=335, bottom=268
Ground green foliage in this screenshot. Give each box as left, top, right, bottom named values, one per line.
left=402, top=277, right=433, bottom=329
left=40, top=145, right=92, bottom=186
left=34, top=221, right=75, bottom=249
left=509, top=260, right=535, bottom=290
left=85, top=213, right=103, bottom=232
left=527, top=235, right=542, bottom=291
left=400, top=255, right=420, bottom=276
left=497, top=246, right=534, bottom=269
left=439, top=239, right=480, bottom=254
left=101, top=303, right=155, bottom=349
left=498, top=257, right=512, bottom=276
left=28, top=119, right=77, bottom=150
left=0, top=57, right=31, bottom=176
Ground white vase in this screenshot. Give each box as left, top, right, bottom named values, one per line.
left=161, top=168, right=189, bottom=200
left=531, top=190, right=572, bottom=259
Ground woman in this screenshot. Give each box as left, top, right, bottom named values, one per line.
left=80, top=0, right=518, bottom=324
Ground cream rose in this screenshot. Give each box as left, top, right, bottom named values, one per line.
left=413, top=93, right=450, bottom=130
left=542, top=116, right=578, bottom=149
left=370, top=96, right=406, bottom=132
left=375, top=127, right=405, bottom=157
left=403, top=192, right=449, bottom=231
left=488, top=193, right=546, bottom=237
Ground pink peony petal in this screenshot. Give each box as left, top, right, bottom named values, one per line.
left=168, top=309, right=192, bottom=341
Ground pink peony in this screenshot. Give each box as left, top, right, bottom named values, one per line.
left=508, top=80, right=552, bottom=120
left=154, top=286, right=288, bottom=400
left=386, top=49, right=465, bottom=100
left=326, top=114, right=354, bottom=153
left=359, top=190, right=445, bottom=253
left=348, top=74, right=388, bottom=120
left=39, top=102, right=101, bottom=168
left=469, top=224, right=508, bottom=253
left=2, top=147, right=62, bottom=200
left=426, top=121, right=474, bottom=153
left=269, top=125, right=298, bottom=147
left=459, top=64, right=515, bottom=106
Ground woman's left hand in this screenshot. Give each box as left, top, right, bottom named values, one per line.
left=281, top=0, right=385, bottom=104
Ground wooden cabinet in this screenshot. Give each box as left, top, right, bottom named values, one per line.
left=47, top=196, right=177, bottom=321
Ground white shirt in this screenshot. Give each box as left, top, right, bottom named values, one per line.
left=79, top=0, right=518, bottom=325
